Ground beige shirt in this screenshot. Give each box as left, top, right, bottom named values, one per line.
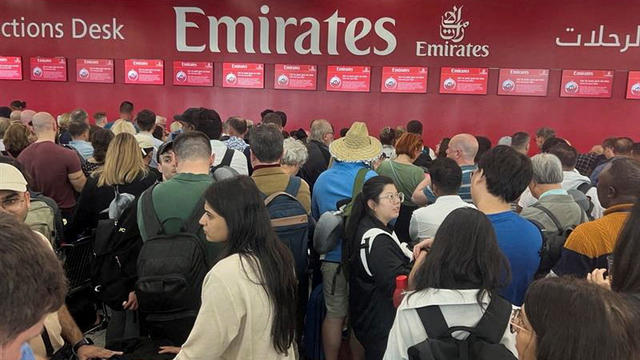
left=29, top=231, right=65, bottom=358
left=175, top=254, right=295, bottom=360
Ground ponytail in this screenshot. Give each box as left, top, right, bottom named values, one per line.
left=344, top=192, right=369, bottom=263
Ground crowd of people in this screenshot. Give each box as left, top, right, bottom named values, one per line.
left=0, top=99, right=639, bottom=360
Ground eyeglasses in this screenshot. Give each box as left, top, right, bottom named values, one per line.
left=510, top=308, right=531, bottom=334
left=380, top=192, right=404, bottom=203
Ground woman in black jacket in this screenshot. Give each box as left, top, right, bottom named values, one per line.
left=345, top=175, right=413, bottom=360
left=67, top=133, right=156, bottom=349
left=67, top=133, right=156, bottom=238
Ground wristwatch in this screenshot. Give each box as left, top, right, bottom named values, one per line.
left=72, top=337, right=94, bottom=355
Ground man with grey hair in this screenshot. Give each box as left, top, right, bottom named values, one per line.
left=281, top=137, right=309, bottom=177
left=18, top=112, right=86, bottom=218
left=521, top=153, right=586, bottom=232
left=414, top=133, right=478, bottom=204
left=300, top=119, right=333, bottom=192
left=535, top=127, right=556, bottom=150
left=511, top=131, right=531, bottom=155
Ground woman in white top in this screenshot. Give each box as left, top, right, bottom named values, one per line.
left=384, top=207, right=516, bottom=360
left=162, top=176, right=297, bottom=359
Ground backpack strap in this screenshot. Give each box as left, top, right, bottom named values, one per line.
left=264, top=191, right=300, bottom=206
left=576, top=182, right=595, bottom=215
left=576, top=182, right=593, bottom=194
left=284, top=176, right=302, bottom=197
left=221, top=147, right=234, bottom=167
left=359, top=228, right=411, bottom=277
left=352, top=168, right=369, bottom=199
left=183, top=197, right=206, bottom=234
left=415, top=305, right=451, bottom=339
left=140, top=184, right=165, bottom=237
left=472, top=294, right=513, bottom=344
left=531, top=203, right=564, bottom=232
left=263, top=190, right=308, bottom=227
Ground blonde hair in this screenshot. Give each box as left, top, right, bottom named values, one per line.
left=57, top=113, right=71, bottom=129
left=170, top=121, right=182, bottom=133
left=95, top=133, right=148, bottom=187
left=111, top=119, right=136, bottom=136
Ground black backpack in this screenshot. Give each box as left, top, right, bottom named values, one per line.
left=210, top=147, right=235, bottom=176
left=408, top=295, right=516, bottom=360
left=262, top=176, right=310, bottom=280
left=91, top=188, right=142, bottom=310
left=529, top=204, right=584, bottom=277
left=135, top=185, right=209, bottom=321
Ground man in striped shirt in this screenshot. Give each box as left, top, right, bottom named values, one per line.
left=416, top=134, right=478, bottom=204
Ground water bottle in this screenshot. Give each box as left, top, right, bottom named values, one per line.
left=393, top=275, right=408, bottom=308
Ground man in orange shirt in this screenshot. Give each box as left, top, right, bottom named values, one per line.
left=552, top=158, right=640, bottom=277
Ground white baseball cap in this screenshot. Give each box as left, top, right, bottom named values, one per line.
left=0, top=163, right=27, bottom=192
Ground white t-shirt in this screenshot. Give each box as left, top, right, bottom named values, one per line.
left=409, top=195, right=476, bottom=241
left=384, top=289, right=517, bottom=360
left=210, top=140, right=249, bottom=175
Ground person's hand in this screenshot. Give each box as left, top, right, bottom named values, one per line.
left=587, top=268, right=611, bottom=290
left=158, top=346, right=181, bottom=355
left=409, top=248, right=428, bottom=290
left=122, top=291, right=138, bottom=311
left=413, top=238, right=434, bottom=260
left=76, top=345, right=123, bottom=360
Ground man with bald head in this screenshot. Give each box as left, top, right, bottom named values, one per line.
left=590, top=137, right=634, bottom=185
left=553, top=157, right=640, bottom=278
left=20, top=109, right=35, bottom=127
left=17, top=112, right=86, bottom=219
left=414, top=133, right=478, bottom=204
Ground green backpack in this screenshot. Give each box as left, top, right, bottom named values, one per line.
left=25, top=196, right=60, bottom=247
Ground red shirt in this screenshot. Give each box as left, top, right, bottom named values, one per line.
left=18, top=141, right=82, bottom=210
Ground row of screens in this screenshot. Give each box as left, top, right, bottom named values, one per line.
left=1, top=56, right=639, bottom=99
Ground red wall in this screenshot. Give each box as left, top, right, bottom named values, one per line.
left=2, top=0, right=640, bottom=151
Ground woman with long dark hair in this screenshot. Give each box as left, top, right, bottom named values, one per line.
left=384, top=207, right=515, bottom=360
left=514, top=277, right=639, bottom=360
left=165, top=176, right=297, bottom=359
left=345, top=175, right=413, bottom=360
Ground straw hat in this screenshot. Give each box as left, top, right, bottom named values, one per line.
left=329, top=122, right=382, bottom=162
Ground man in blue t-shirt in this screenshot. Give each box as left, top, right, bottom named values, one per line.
left=311, top=122, right=380, bottom=360
left=470, top=145, right=542, bottom=306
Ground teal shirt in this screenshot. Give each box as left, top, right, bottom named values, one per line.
left=539, top=188, right=568, bottom=198
left=137, top=172, right=224, bottom=267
